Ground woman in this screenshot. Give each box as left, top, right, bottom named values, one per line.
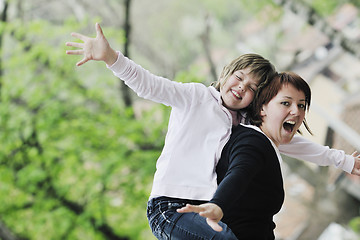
left=178, top=72, right=312, bottom=239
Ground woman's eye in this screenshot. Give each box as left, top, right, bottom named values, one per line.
left=281, top=102, right=290, bottom=106
left=298, top=104, right=306, bottom=109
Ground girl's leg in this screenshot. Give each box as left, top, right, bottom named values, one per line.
left=147, top=197, right=237, bottom=240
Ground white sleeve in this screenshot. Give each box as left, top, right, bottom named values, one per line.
left=107, top=51, right=195, bottom=108
left=278, top=134, right=354, bottom=173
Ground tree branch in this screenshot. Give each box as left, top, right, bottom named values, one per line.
left=273, top=0, right=360, bottom=58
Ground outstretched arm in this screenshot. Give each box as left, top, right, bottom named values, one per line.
left=66, top=23, right=118, bottom=66
left=278, top=135, right=358, bottom=175
left=66, top=23, right=196, bottom=108
left=177, top=203, right=224, bottom=232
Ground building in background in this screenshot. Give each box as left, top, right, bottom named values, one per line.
left=261, top=3, right=360, bottom=240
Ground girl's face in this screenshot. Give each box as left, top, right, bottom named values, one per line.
left=220, top=68, right=259, bottom=111
left=260, top=84, right=306, bottom=146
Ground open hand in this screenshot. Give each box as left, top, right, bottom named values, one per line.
left=177, top=203, right=224, bottom=232
left=66, top=23, right=118, bottom=66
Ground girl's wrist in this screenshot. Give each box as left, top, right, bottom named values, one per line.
left=105, top=49, right=118, bottom=66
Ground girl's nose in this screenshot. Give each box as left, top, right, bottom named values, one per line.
left=238, top=83, right=245, bottom=92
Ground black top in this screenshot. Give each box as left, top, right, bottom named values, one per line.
left=210, top=124, right=284, bottom=240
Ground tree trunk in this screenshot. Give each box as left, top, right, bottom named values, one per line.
left=0, top=218, right=23, bottom=240
left=120, top=0, right=133, bottom=108
left=0, top=0, right=9, bottom=101
left=200, top=13, right=217, bottom=83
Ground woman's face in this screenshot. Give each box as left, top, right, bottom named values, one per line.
left=260, top=84, right=306, bottom=146
left=220, top=68, right=259, bottom=111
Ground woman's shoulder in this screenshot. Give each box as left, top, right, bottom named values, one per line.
left=231, top=124, right=272, bottom=148
left=232, top=124, right=266, bottom=138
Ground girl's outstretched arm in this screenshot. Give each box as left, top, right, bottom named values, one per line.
left=66, top=23, right=118, bottom=67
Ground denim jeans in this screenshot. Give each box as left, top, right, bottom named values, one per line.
left=147, top=196, right=238, bottom=240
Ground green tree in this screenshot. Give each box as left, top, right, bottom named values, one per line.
left=0, top=19, right=178, bottom=240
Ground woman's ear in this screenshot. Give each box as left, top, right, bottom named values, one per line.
left=260, top=107, right=267, bottom=117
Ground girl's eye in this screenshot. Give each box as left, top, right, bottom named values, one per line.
left=281, top=102, right=290, bottom=106
left=249, top=86, right=257, bottom=92
left=235, top=75, right=242, bottom=81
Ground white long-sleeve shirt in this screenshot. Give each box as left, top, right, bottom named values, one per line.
left=108, top=52, right=354, bottom=201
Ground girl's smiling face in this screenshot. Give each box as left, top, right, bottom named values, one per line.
left=260, top=83, right=306, bottom=146
left=220, top=68, right=259, bottom=111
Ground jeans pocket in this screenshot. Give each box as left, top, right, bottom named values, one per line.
left=147, top=202, right=153, bottom=217
left=147, top=199, right=170, bottom=239
left=149, top=210, right=170, bottom=240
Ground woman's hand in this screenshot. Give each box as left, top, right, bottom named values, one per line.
left=177, top=203, right=224, bottom=232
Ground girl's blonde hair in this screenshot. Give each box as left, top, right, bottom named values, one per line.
left=212, top=54, right=277, bottom=91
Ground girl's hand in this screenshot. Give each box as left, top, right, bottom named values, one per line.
left=351, top=151, right=360, bottom=176
left=177, top=203, right=224, bottom=232
left=66, top=23, right=118, bottom=66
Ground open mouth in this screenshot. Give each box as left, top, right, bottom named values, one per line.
left=283, top=120, right=296, bottom=133
left=231, top=90, right=242, bottom=100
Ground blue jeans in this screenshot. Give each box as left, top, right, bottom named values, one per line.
left=147, top=196, right=238, bottom=240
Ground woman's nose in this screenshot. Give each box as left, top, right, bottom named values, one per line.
left=290, top=105, right=300, bottom=115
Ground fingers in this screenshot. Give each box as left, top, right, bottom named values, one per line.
left=199, top=207, right=216, bottom=217
left=65, top=36, right=85, bottom=56
left=66, top=42, right=84, bottom=48
left=351, top=151, right=360, bottom=176
left=76, top=58, right=89, bottom=67
left=353, top=167, right=360, bottom=176
left=206, top=218, right=223, bottom=232
left=95, top=22, right=104, bottom=38
left=176, top=203, right=223, bottom=232
left=354, top=159, right=360, bottom=176
left=66, top=25, right=100, bottom=67
left=351, top=151, right=360, bottom=157
left=177, top=204, right=202, bottom=213
left=70, top=32, right=87, bottom=41
left=65, top=49, right=84, bottom=55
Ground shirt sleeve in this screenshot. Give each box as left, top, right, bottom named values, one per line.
left=278, top=134, right=354, bottom=173
left=107, top=51, right=197, bottom=108
left=209, top=135, right=266, bottom=213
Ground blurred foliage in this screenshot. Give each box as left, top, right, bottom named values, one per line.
left=0, top=9, right=209, bottom=238
left=304, top=0, right=360, bottom=16
left=306, top=0, right=343, bottom=16
left=349, top=216, right=360, bottom=233
left=0, top=18, right=178, bottom=239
